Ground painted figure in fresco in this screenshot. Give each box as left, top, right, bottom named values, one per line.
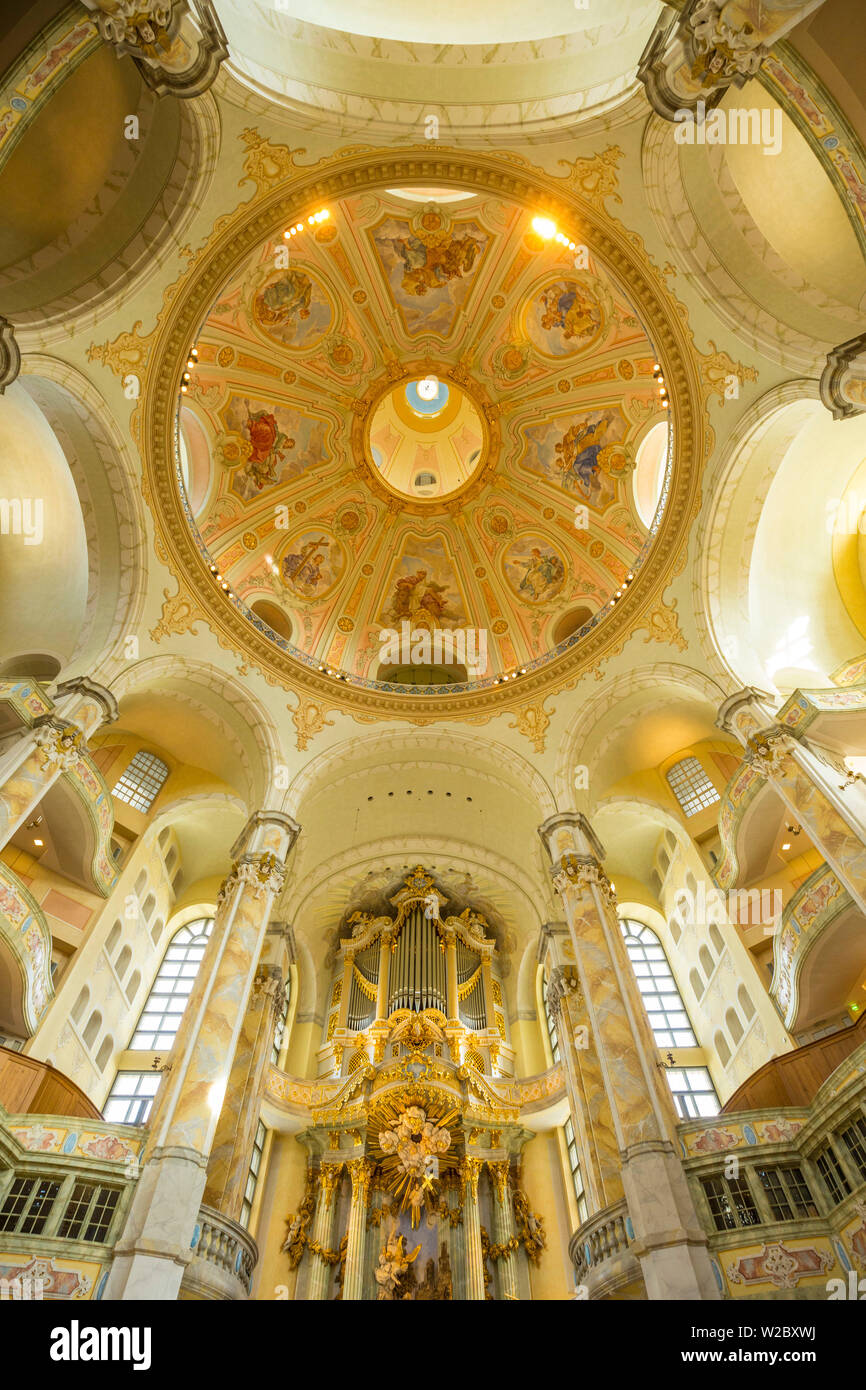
left=554, top=414, right=614, bottom=495
left=389, top=569, right=456, bottom=626
left=539, top=281, right=600, bottom=344
left=385, top=231, right=484, bottom=298
left=242, top=407, right=294, bottom=490
left=281, top=537, right=330, bottom=596
left=254, top=269, right=313, bottom=330
left=516, top=547, right=565, bottom=602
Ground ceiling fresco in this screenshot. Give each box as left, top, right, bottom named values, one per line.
left=177, top=189, right=669, bottom=685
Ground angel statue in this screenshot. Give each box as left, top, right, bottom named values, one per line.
left=423, top=891, right=440, bottom=922
left=374, top=1231, right=421, bottom=1300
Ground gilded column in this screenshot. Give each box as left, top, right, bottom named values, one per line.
left=538, top=812, right=719, bottom=1301
left=488, top=1161, right=519, bottom=1301
left=718, top=688, right=866, bottom=914
left=375, top=930, right=391, bottom=1021
left=444, top=926, right=458, bottom=1019
left=202, top=958, right=287, bottom=1221
left=342, top=1158, right=372, bottom=1301
left=104, top=809, right=300, bottom=1301
left=307, top=1163, right=342, bottom=1300
left=0, top=678, right=117, bottom=848
left=461, top=1157, right=485, bottom=1301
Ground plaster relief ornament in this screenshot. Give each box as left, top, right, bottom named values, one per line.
left=33, top=720, right=85, bottom=772
left=373, top=1097, right=458, bottom=1227
left=375, top=1229, right=422, bottom=1299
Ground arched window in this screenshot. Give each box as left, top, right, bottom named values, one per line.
left=115, top=946, right=132, bottom=981
left=709, top=923, right=725, bottom=957
left=620, top=920, right=696, bottom=1047
left=129, top=918, right=213, bottom=1050
left=95, top=1036, right=114, bottom=1072
left=83, top=1010, right=102, bottom=1051
left=670, top=917, right=682, bottom=945
left=699, top=945, right=715, bottom=979
left=738, top=985, right=755, bottom=1022
left=689, top=967, right=704, bottom=1000
left=726, top=1008, right=744, bottom=1046
left=111, top=751, right=169, bottom=814
left=541, top=970, right=561, bottom=1065
left=71, top=986, right=89, bottom=1025
left=666, top=757, right=720, bottom=818
left=126, top=969, right=141, bottom=1003
left=105, top=922, right=122, bottom=958
left=715, top=1030, right=731, bottom=1067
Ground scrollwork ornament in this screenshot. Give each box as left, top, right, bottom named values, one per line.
left=553, top=854, right=616, bottom=906
left=217, top=851, right=286, bottom=906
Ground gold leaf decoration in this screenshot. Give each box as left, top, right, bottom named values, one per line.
left=558, top=145, right=623, bottom=208
left=508, top=702, right=553, bottom=754
left=291, top=697, right=336, bottom=751
left=636, top=598, right=688, bottom=652
left=149, top=586, right=203, bottom=643
left=699, top=339, right=758, bottom=405
left=87, top=320, right=153, bottom=377
left=239, top=128, right=306, bottom=197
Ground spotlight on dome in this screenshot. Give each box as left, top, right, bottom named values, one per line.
left=532, top=216, right=556, bottom=240
left=417, top=376, right=439, bottom=401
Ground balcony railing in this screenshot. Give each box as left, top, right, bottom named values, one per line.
left=568, top=1199, right=642, bottom=1297
left=183, top=1204, right=258, bottom=1301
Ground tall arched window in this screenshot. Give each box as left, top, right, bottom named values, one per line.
left=666, top=756, right=720, bottom=818
left=620, top=920, right=696, bottom=1048
left=129, top=918, right=213, bottom=1050
left=620, top=919, right=720, bottom=1120
left=111, top=751, right=170, bottom=813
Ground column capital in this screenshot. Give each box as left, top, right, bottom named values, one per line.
left=346, top=1157, right=373, bottom=1203
left=319, top=1162, right=343, bottom=1209
left=716, top=687, right=778, bottom=745
left=216, top=852, right=287, bottom=907
left=460, top=1155, right=484, bottom=1199
left=230, top=809, right=301, bottom=861
left=487, top=1160, right=511, bottom=1206
left=552, top=854, right=617, bottom=908
left=538, top=811, right=605, bottom=865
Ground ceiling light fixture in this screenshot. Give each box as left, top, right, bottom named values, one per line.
left=33, top=838, right=44, bottom=848
left=781, top=842, right=791, bottom=851
left=531, top=216, right=556, bottom=240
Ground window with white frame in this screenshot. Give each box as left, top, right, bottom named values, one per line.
left=103, top=1071, right=162, bottom=1125
left=665, top=1067, right=719, bottom=1120
left=129, top=918, right=213, bottom=1050
left=240, top=1119, right=267, bottom=1229
left=620, top=920, right=697, bottom=1047
left=564, top=1116, right=587, bottom=1224
left=111, top=751, right=170, bottom=813
left=665, top=757, right=720, bottom=818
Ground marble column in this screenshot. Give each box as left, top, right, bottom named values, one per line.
left=488, top=1161, right=519, bottom=1300
left=541, top=925, right=623, bottom=1216
left=104, top=809, right=300, bottom=1301
left=538, top=812, right=719, bottom=1301
left=718, top=688, right=866, bottom=915
left=342, top=1158, right=372, bottom=1301
left=202, top=947, right=288, bottom=1220
left=461, top=1157, right=486, bottom=1301
left=0, top=677, right=117, bottom=848
left=307, top=1163, right=342, bottom=1301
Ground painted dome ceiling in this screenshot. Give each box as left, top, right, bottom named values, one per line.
left=177, top=188, right=670, bottom=689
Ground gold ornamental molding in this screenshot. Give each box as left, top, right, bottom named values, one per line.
left=114, top=138, right=713, bottom=721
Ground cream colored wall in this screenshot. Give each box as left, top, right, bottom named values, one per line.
left=251, top=1131, right=307, bottom=1301
left=522, top=1131, right=573, bottom=1299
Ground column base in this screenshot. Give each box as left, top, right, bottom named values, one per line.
left=621, top=1140, right=720, bottom=1302
left=103, top=1148, right=208, bottom=1301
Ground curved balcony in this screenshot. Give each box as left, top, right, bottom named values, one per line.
left=568, top=1199, right=644, bottom=1300
left=182, top=1205, right=258, bottom=1301
left=770, top=862, right=860, bottom=1033
left=0, top=867, right=54, bottom=1037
